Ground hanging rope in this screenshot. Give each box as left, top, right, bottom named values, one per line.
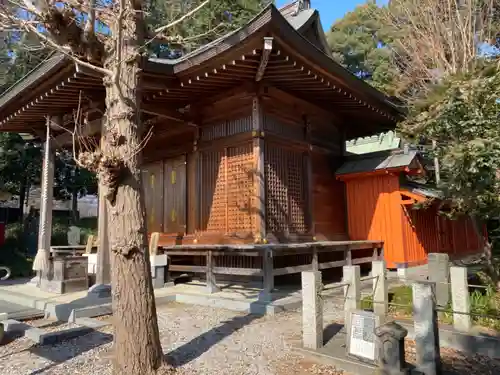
left=32, top=118, right=52, bottom=273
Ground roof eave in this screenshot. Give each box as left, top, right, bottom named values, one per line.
left=0, top=53, right=69, bottom=112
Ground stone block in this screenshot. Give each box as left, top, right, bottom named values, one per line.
left=83, top=253, right=97, bottom=274
left=375, top=321, right=409, bottom=375
left=412, top=281, right=441, bottom=375
left=343, top=265, right=361, bottom=335
left=152, top=266, right=165, bottom=289
left=372, top=260, right=388, bottom=317
left=427, top=253, right=450, bottom=308
left=450, top=266, right=472, bottom=332
left=25, top=326, right=94, bottom=345
left=39, top=256, right=89, bottom=294
left=302, top=271, right=323, bottom=350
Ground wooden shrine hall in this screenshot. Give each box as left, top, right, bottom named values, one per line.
left=0, top=2, right=402, bottom=292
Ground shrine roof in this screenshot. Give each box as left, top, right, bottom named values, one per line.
left=0, top=2, right=402, bottom=135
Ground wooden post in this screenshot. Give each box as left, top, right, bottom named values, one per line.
left=259, top=247, right=274, bottom=302
left=252, top=96, right=266, bottom=242
left=311, top=246, right=318, bottom=271
left=345, top=247, right=352, bottom=265
left=189, top=126, right=200, bottom=234
left=206, top=250, right=220, bottom=293
left=95, top=119, right=111, bottom=287
left=95, top=185, right=111, bottom=286
left=304, top=115, right=314, bottom=234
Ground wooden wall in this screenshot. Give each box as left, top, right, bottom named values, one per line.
left=344, top=174, right=404, bottom=268
left=141, top=85, right=349, bottom=244
left=261, top=88, right=347, bottom=242
left=401, top=202, right=482, bottom=266
left=142, top=156, right=187, bottom=235
left=312, top=152, right=347, bottom=240
left=342, top=172, right=483, bottom=269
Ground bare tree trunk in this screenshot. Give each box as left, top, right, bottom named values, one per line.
left=101, top=3, right=163, bottom=375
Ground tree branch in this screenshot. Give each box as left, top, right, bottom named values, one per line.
left=154, top=0, right=209, bottom=33
left=23, top=21, right=113, bottom=77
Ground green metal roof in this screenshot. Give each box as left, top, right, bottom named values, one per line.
left=336, top=149, right=418, bottom=176
left=346, top=131, right=401, bottom=155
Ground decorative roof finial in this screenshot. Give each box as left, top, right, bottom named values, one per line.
left=293, top=0, right=311, bottom=16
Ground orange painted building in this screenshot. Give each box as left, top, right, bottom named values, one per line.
left=336, top=150, right=483, bottom=269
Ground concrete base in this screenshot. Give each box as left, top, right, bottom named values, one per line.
left=84, top=253, right=168, bottom=289
left=396, top=319, right=500, bottom=359
left=297, top=326, right=420, bottom=375
left=88, top=283, right=111, bottom=299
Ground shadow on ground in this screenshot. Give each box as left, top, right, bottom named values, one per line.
left=165, top=310, right=262, bottom=367
left=28, top=330, right=113, bottom=374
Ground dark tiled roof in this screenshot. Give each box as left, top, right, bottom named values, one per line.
left=336, top=150, right=419, bottom=176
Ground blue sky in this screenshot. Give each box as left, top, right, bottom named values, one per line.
left=276, top=0, right=388, bottom=30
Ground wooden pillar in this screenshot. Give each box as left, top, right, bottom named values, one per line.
left=93, top=118, right=111, bottom=292
left=37, top=116, right=56, bottom=260
left=206, top=250, right=220, bottom=293
left=259, top=247, right=274, bottom=302
left=252, top=96, right=266, bottom=242
left=304, top=116, right=314, bottom=235
left=95, top=185, right=111, bottom=285
left=311, top=246, right=319, bottom=271
left=188, top=126, right=200, bottom=234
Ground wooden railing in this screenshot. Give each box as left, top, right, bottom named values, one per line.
left=160, top=240, right=384, bottom=298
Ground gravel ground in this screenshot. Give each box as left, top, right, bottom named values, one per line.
left=0, top=298, right=499, bottom=375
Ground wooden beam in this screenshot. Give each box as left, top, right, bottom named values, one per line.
left=141, top=103, right=185, bottom=122
left=255, top=37, right=273, bottom=82
left=52, top=117, right=103, bottom=147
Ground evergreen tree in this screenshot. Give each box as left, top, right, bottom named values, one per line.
left=148, top=0, right=272, bottom=58
left=326, top=1, right=399, bottom=96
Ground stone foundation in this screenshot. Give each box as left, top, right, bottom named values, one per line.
left=83, top=253, right=168, bottom=289
left=39, top=256, right=89, bottom=294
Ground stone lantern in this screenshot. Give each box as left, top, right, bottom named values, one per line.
left=374, top=321, right=409, bottom=375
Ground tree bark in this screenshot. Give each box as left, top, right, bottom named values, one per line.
left=101, top=3, right=163, bottom=375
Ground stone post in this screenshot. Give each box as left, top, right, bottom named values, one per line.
left=427, top=253, right=450, bottom=309
left=372, top=260, right=388, bottom=317
left=375, top=321, right=409, bottom=375
left=343, top=265, right=361, bottom=334
left=412, top=281, right=442, bottom=375
left=450, top=266, right=472, bottom=332
left=302, top=271, right=323, bottom=350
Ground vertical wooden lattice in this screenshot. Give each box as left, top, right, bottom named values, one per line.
left=200, top=149, right=226, bottom=232
left=226, top=144, right=254, bottom=233
left=200, top=143, right=254, bottom=234
left=265, top=144, right=307, bottom=235
left=288, top=150, right=306, bottom=233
